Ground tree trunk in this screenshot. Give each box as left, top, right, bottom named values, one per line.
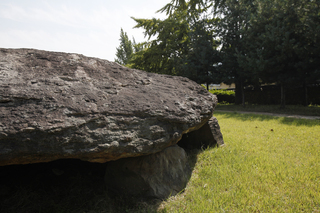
left=303, top=83, right=308, bottom=106
left=235, top=81, right=243, bottom=105
left=280, top=84, right=286, bottom=109
left=241, top=81, right=245, bottom=107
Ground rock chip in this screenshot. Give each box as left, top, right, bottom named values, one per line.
left=0, top=48, right=217, bottom=166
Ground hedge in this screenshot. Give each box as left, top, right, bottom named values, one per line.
left=208, top=89, right=235, bottom=104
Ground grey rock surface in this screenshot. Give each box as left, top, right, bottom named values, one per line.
left=208, top=116, right=224, bottom=146
left=105, top=145, right=191, bottom=199
left=0, top=48, right=217, bottom=166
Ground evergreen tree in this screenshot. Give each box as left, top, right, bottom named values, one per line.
left=130, top=3, right=220, bottom=86
left=114, top=28, right=134, bottom=66
left=162, top=0, right=256, bottom=104
left=130, top=10, right=191, bottom=75
left=180, top=17, right=220, bottom=88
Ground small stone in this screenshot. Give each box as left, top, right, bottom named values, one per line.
left=24, top=127, right=35, bottom=131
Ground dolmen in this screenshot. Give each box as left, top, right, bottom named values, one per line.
left=0, top=48, right=224, bottom=199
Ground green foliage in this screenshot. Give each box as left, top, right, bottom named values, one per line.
left=162, top=0, right=257, bottom=104
left=160, top=112, right=320, bottom=212
left=237, top=0, right=320, bottom=107
left=209, top=89, right=235, bottom=103
left=115, top=0, right=320, bottom=106
left=114, top=28, right=144, bottom=67
left=130, top=4, right=220, bottom=85
left=149, top=0, right=320, bottom=106
left=130, top=12, right=190, bottom=75
left=209, top=89, right=235, bottom=96
left=114, top=28, right=133, bottom=66
left=179, top=17, right=221, bottom=84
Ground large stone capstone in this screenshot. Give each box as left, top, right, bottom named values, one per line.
left=0, top=48, right=218, bottom=166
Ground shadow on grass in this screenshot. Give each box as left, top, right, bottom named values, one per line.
left=214, top=111, right=320, bottom=127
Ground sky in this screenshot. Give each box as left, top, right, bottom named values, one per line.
left=0, top=0, right=169, bottom=61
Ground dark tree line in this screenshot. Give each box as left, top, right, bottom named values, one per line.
left=115, top=0, right=320, bottom=107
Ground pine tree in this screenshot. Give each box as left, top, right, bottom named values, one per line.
left=114, top=28, right=134, bottom=66
left=130, top=4, right=220, bottom=86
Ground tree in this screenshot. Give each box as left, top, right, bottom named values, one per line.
left=166, top=0, right=320, bottom=107
left=180, top=17, right=220, bottom=88
left=161, top=0, right=256, bottom=105
left=130, top=9, right=190, bottom=75
left=293, top=0, right=320, bottom=105
left=216, top=0, right=256, bottom=105
left=130, top=3, right=220, bottom=86
left=239, top=0, right=320, bottom=107
left=114, top=28, right=134, bottom=66
left=134, top=0, right=319, bottom=106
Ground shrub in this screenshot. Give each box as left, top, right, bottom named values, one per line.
left=209, top=89, right=235, bottom=103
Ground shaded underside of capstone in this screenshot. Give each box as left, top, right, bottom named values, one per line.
left=0, top=48, right=217, bottom=166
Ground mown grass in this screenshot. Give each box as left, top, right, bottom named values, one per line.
left=216, top=103, right=320, bottom=116
left=1, top=112, right=319, bottom=212
left=159, top=112, right=320, bottom=212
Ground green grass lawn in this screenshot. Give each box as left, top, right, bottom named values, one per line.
left=215, top=104, right=320, bottom=117
left=159, top=112, right=320, bottom=212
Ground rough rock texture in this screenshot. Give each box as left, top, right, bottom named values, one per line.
left=208, top=116, right=224, bottom=146
left=178, top=116, right=224, bottom=150
left=105, top=145, right=190, bottom=199
left=0, top=48, right=217, bottom=166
